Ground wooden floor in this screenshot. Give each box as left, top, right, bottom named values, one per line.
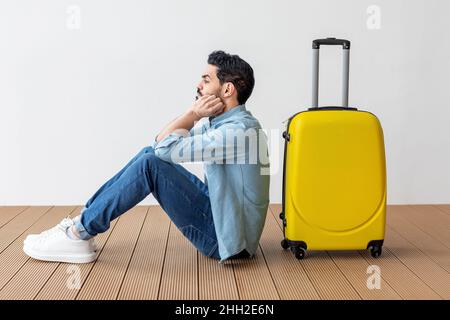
left=0, top=204, right=449, bottom=300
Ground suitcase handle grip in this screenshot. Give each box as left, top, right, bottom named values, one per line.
left=311, top=37, right=350, bottom=108
left=312, top=38, right=350, bottom=49
left=307, top=106, right=357, bottom=111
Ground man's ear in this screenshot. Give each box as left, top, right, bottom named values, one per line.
left=222, top=82, right=235, bottom=98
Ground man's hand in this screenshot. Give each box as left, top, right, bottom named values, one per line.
left=190, top=95, right=225, bottom=120
left=155, top=95, right=224, bottom=143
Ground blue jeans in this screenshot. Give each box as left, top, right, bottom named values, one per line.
left=75, top=146, right=221, bottom=260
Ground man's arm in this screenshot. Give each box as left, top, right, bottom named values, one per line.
left=155, top=95, right=224, bottom=143
left=155, top=109, right=199, bottom=143
left=154, top=120, right=249, bottom=164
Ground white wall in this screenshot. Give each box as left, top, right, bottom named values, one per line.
left=1, top=0, right=449, bottom=205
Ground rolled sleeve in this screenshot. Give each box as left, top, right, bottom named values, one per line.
left=153, top=131, right=186, bottom=161
left=153, top=121, right=247, bottom=164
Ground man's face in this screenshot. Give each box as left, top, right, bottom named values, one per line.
left=196, top=64, right=223, bottom=101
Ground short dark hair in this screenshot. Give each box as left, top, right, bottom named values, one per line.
left=207, top=50, right=255, bottom=105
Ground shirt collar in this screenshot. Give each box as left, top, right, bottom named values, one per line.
left=209, top=104, right=246, bottom=125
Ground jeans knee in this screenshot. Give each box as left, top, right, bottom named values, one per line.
left=139, top=152, right=164, bottom=171
left=141, top=146, right=154, bottom=154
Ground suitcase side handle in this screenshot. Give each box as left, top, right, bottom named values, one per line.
left=311, top=37, right=350, bottom=108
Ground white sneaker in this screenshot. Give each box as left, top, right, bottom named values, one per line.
left=24, top=217, right=98, bottom=252
left=23, top=218, right=97, bottom=264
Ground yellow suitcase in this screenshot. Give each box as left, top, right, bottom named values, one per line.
left=280, top=38, right=386, bottom=259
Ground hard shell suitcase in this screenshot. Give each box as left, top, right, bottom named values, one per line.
left=280, top=38, right=387, bottom=260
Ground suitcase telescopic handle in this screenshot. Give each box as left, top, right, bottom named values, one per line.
left=311, top=37, right=350, bottom=108
left=312, top=38, right=350, bottom=49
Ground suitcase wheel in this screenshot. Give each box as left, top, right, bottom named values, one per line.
left=291, top=246, right=306, bottom=260
left=370, top=245, right=382, bottom=258
left=281, top=239, right=289, bottom=250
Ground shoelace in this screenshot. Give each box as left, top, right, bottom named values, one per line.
left=57, top=217, right=74, bottom=230
left=33, top=217, right=74, bottom=244
left=32, top=216, right=71, bottom=237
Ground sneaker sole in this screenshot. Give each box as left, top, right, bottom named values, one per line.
left=24, top=238, right=98, bottom=252
left=23, top=245, right=97, bottom=264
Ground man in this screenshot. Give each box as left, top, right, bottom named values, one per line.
left=23, top=50, right=270, bottom=263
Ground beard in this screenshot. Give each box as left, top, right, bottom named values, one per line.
left=196, top=89, right=222, bottom=101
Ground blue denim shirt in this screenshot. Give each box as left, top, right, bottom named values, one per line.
left=152, top=105, right=270, bottom=262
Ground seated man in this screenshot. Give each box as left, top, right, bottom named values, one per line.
left=23, top=50, right=270, bottom=264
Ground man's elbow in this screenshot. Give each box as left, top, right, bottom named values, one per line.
left=153, top=147, right=172, bottom=162
left=155, top=145, right=191, bottom=163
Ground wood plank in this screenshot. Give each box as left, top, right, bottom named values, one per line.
left=360, top=248, right=442, bottom=299
left=387, top=206, right=450, bottom=273
left=117, top=206, right=170, bottom=300
left=275, top=207, right=446, bottom=299
left=34, top=219, right=118, bottom=300
left=402, top=205, right=450, bottom=247
left=198, top=254, right=239, bottom=300
left=0, top=206, right=52, bottom=254
left=433, top=205, right=450, bottom=216
left=384, top=225, right=450, bottom=299
left=0, top=206, right=78, bottom=299
left=263, top=207, right=320, bottom=300
left=0, top=206, right=29, bottom=229
left=328, top=250, right=401, bottom=300
left=301, top=251, right=361, bottom=300
left=76, top=206, right=147, bottom=300
left=1, top=204, right=448, bottom=300
left=270, top=204, right=283, bottom=230
left=269, top=205, right=368, bottom=300
left=158, top=222, right=198, bottom=300
left=231, top=246, right=280, bottom=300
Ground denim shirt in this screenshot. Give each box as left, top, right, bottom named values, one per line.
left=151, top=105, right=270, bottom=262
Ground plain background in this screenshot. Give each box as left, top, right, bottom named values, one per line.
left=1, top=0, right=449, bottom=205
